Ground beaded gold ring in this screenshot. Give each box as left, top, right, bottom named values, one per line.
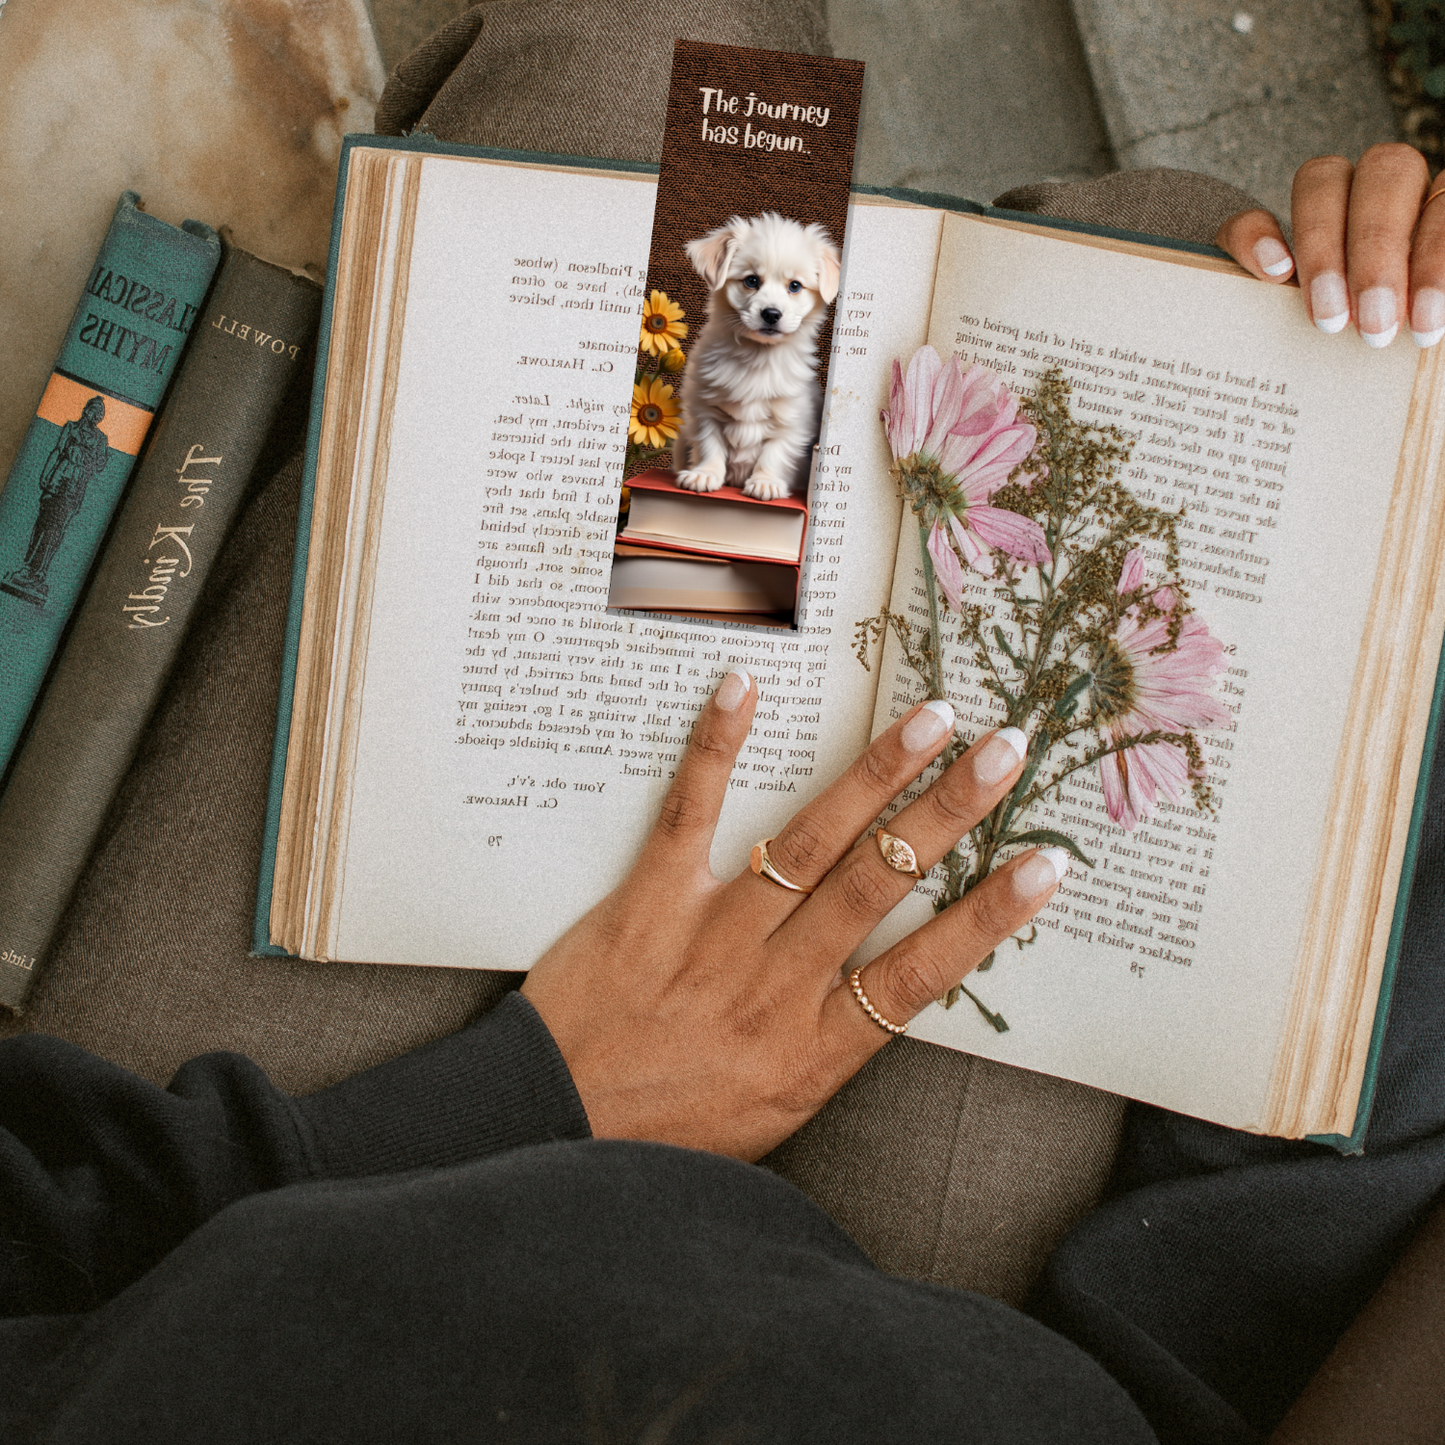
left=848, top=966, right=907, bottom=1036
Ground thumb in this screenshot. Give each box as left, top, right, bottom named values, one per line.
left=1216, top=207, right=1296, bottom=283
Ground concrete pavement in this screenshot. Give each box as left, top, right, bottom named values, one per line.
left=364, top=0, right=1403, bottom=217
left=1069, top=0, right=1400, bottom=221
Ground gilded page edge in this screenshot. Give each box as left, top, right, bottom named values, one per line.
left=1262, top=342, right=1445, bottom=1136
left=271, top=149, right=391, bottom=951
left=300, top=154, right=410, bottom=954
left=315, top=154, right=424, bottom=960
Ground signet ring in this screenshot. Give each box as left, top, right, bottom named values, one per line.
left=749, top=838, right=815, bottom=894
left=876, top=829, right=924, bottom=879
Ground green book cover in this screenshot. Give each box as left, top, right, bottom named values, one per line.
left=0, top=242, right=320, bottom=1014
left=0, top=191, right=220, bottom=774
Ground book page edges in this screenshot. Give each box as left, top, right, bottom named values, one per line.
left=251, top=136, right=658, bottom=955
left=1263, top=342, right=1445, bottom=1139
left=314, top=155, right=422, bottom=960
left=270, top=149, right=393, bottom=952
left=271, top=149, right=414, bottom=955
left=1313, top=622, right=1445, bottom=1151
left=253, top=139, right=369, bottom=953
left=295, top=156, right=399, bottom=953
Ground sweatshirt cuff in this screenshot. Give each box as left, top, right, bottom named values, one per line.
left=294, top=991, right=591, bottom=1178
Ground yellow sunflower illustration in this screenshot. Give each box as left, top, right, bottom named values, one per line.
left=640, top=290, right=688, bottom=355
left=629, top=376, right=681, bottom=448
left=661, top=348, right=686, bottom=372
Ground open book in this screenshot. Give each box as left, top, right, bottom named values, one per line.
left=257, top=136, right=1445, bottom=1148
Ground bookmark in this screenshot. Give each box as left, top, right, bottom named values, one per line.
left=607, top=39, right=864, bottom=629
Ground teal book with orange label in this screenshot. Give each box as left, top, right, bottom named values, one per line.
left=0, top=192, right=220, bottom=775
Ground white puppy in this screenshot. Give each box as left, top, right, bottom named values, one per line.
left=673, top=212, right=841, bottom=500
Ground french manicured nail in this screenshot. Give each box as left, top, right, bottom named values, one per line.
left=715, top=667, right=751, bottom=711
left=1412, top=288, right=1445, bottom=348
left=901, top=699, right=955, bottom=752
left=1359, top=287, right=1398, bottom=347
left=1012, top=846, right=1070, bottom=900
left=1311, top=273, right=1349, bottom=334
left=1253, top=237, right=1294, bottom=277
left=972, top=726, right=1028, bottom=786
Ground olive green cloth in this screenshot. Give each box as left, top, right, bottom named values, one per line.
left=3, top=0, right=1264, bottom=1308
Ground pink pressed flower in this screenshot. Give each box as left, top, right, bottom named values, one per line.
left=1094, top=554, right=1228, bottom=829
left=1099, top=741, right=1194, bottom=833
left=882, top=346, right=1048, bottom=586
left=1117, top=547, right=1147, bottom=595
left=968, top=505, right=1051, bottom=566
left=935, top=386, right=1035, bottom=499
left=1108, top=610, right=1229, bottom=734
left=882, top=346, right=941, bottom=459
left=927, top=520, right=968, bottom=609
left=883, top=347, right=1036, bottom=487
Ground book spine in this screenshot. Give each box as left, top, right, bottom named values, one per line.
left=0, top=245, right=321, bottom=1013
left=0, top=192, right=221, bottom=775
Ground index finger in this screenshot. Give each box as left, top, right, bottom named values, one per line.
left=638, top=667, right=755, bottom=874
left=1214, top=206, right=1297, bottom=283
left=1290, top=155, right=1354, bottom=333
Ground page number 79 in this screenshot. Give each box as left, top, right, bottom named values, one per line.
left=487, top=835, right=503, bottom=848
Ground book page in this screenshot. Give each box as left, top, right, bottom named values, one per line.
left=860, top=213, right=1418, bottom=1130
left=325, top=160, right=942, bottom=967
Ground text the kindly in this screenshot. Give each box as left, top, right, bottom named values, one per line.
left=120, top=443, right=214, bottom=629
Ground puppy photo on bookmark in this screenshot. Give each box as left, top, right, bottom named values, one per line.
left=606, top=39, right=863, bottom=630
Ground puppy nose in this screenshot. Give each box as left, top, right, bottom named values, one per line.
left=760, top=307, right=782, bottom=325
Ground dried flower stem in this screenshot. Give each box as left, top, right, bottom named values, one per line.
left=862, top=364, right=1227, bottom=1028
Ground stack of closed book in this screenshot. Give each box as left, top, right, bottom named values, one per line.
left=0, top=192, right=322, bottom=1013
left=608, top=467, right=809, bottom=624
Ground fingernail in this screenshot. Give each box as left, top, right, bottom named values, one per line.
left=971, top=726, right=1028, bottom=786
left=1012, top=846, right=1070, bottom=900
left=1311, top=273, right=1349, bottom=333
left=715, top=667, right=751, bottom=712
left=1253, top=237, right=1293, bottom=277
left=901, top=699, right=954, bottom=752
left=1412, top=288, right=1445, bottom=348
left=1359, top=287, right=1398, bottom=347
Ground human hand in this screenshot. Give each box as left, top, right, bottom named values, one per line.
left=1215, top=143, right=1442, bottom=347
left=520, top=669, right=1064, bottom=1162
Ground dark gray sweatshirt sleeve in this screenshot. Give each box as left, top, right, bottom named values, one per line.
left=0, top=991, right=589, bottom=1315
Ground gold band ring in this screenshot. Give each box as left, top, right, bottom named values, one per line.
left=848, top=966, right=907, bottom=1036
left=749, top=837, right=814, bottom=894
left=876, top=829, right=924, bottom=879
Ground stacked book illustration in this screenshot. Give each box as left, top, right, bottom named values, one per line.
left=608, top=467, right=810, bottom=623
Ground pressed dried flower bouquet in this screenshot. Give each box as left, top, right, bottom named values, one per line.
left=858, top=349, right=1229, bottom=1026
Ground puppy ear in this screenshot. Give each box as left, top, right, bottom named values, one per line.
left=686, top=224, right=738, bottom=290
left=814, top=239, right=842, bottom=306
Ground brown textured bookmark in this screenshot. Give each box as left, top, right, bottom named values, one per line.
left=647, top=40, right=864, bottom=385
left=609, top=39, right=864, bottom=629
